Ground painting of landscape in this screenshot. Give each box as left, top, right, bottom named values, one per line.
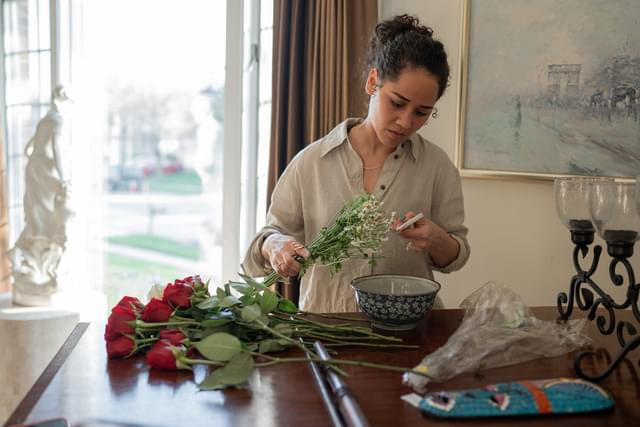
left=460, top=0, right=640, bottom=178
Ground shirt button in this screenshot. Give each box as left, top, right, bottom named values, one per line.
left=380, top=185, right=386, bottom=190
left=394, top=154, right=399, bottom=159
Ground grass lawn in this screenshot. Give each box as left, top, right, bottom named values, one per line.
left=146, top=170, right=202, bottom=194
left=108, top=234, right=200, bottom=260
left=105, top=253, right=188, bottom=308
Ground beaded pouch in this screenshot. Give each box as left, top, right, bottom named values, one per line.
left=418, top=378, right=614, bottom=417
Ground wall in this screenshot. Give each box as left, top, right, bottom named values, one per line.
left=0, top=120, right=8, bottom=293
left=381, top=0, right=639, bottom=307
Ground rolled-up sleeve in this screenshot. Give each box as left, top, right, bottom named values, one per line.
left=241, top=156, right=305, bottom=277
left=429, top=161, right=470, bottom=273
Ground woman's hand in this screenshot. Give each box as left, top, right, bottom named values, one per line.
left=261, top=234, right=311, bottom=278
left=392, top=212, right=460, bottom=268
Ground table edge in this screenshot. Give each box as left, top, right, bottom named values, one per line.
left=5, top=322, right=90, bottom=427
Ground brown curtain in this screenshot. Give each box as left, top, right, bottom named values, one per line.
left=268, top=0, right=378, bottom=301
left=0, top=121, right=9, bottom=293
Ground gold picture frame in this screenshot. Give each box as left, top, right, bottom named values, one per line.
left=456, top=0, right=640, bottom=180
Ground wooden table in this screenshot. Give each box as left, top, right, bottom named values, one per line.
left=6, top=308, right=640, bottom=427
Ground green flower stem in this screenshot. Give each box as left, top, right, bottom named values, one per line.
left=250, top=318, right=352, bottom=376
left=135, top=337, right=159, bottom=345
left=135, top=320, right=201, bottom=329
left=179, top=356, right=225, bottom=368
left=294, top=331, right=417, bottom=348
left=135, top=342, right=156, bottom=352
left=300, top=328, right=402, bottom=342
left=251, top=355, right=432, bottom=380
left=251, top=351, right=347, bottom=376
left=291, top=320, right=403, bottom=341
left=254, top=318, right=314, bottom=356
left=320, top=342, right=419, bottom=349
left=303, top=312, right=368, bottom=322
left=296, top=330, right=400, bottom=341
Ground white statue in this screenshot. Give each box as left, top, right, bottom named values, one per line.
left=9, top=85, right=73, bottom=306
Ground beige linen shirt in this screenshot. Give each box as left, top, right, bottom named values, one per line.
left=242, top=118, right=470, bottom=312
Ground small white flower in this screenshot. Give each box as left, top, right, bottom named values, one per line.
left=147, top=283, right=165, bottom=302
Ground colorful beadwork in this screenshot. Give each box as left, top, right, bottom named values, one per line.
left=420, top=378, right=614, bottom=417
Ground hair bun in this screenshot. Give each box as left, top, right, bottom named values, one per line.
left=374, top=14, right=434, bottom=45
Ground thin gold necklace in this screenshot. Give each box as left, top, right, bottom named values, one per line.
left=363, top=163, right=384, bottom=171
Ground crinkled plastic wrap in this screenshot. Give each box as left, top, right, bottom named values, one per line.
left=404, top=282, right=591, bottom=392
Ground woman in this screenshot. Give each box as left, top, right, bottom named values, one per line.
left=243, top=15, right=470, bottom=312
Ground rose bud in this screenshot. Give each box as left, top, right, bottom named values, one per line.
left=114, top=295, right=145, bottom=314
left=104, top=310, right=136, bottom=341
left=159, top=329, right=186, bottom=346
left=141, top=298, right=173, bottom=322
left=106, top=335, right=135, bottom=358
left=146, top=339, right=189, bottom=370
left=163, top=282, right=194, bottom=308
left=175, top=275, right=196, bottom=285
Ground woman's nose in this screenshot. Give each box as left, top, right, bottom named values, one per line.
left=396, top=111, right=413, bottom=130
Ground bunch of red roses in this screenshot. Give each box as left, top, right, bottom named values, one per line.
left=104, top=273, right=428, bottom=390
left=104, top=275, right=207, bottom=367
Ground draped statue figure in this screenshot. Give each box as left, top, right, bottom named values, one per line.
left=9, top=86, right=73, bottom=306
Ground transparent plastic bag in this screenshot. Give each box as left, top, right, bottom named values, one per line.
left=404, top=281, right=591, bottom=392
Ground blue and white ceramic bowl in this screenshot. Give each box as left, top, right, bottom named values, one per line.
left=351, top=274, right=440, bottom=331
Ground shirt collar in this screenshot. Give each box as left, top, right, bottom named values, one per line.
left=320, top=117, right=419, bottom=161
left=320, top=118, right=361, bottom=158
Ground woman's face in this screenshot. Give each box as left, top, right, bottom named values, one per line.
left=365, top=67, right=439, bottom=149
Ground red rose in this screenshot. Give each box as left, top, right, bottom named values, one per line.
left=141, top=298, right=173, bottom=322
left=111, top=303, right=135, bottom=318
left=104, top=310, right=136, bottom=341
left=106, top=335, right=135, bottom=358
left=163, top=283, right=193, bottom=308
left=175, top=275, right=195, bottom=285
left=146, top=339, right=179, bottom=370
left=115, top=296, right=144, bottom=313
left=159, top=329, right=186, bottom=345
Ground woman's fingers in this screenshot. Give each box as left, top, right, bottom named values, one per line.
left=271, top=238, right=308, bottom=277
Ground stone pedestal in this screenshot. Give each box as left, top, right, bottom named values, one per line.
left=0, top=293, right=79, bottom=424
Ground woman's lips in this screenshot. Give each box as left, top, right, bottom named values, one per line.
left=388, top=129, right=405, bottom=139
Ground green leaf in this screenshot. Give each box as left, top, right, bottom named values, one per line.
left=219, top=295, right=240, bottom=308
left=198, top=353, right=255, bottom=390
left=238, top=273, right=269, bottom=291
left=196, top=296, right=219, bottom=310
left=194, top=332, right=242, bottom=362
left=258, top=339, right=288, bottom=353
left=216, top=287, right=227, bottom=299
left=258, top=314, right=270, bottom=325
left=273, top=323, right=293, bottom=336
left=229, top=281, right=253, bottom=295
left=258, top=290, right=279, bottom=314
left=277, top=298, right=298, bottom=314
left=239, top=294, right=256, bottom=306
left=241, top=304, right=262, bottom=322
left=245, top=342, right=259, bottom=352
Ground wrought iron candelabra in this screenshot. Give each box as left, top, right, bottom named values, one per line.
left=555, top=178, right=640, bottom=381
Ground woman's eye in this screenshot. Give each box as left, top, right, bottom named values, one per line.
left=390, top=100, right=404, bottom=108
left=415, top=110, right=429, bottom=117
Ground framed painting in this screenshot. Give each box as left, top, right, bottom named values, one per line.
left=456, top=0, right=640, bottom=179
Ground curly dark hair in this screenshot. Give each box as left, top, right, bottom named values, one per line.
left=366, top=14, right=449, bottom=99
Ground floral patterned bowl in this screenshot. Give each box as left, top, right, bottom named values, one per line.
left=351, top=274, right=440, bottom=331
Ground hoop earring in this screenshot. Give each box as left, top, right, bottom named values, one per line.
left=431, top=108, right=439, bottom=119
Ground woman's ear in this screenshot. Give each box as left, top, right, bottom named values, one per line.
left=365, top=68, right=379, bottom=96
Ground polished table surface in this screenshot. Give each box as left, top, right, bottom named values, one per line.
left=6, top=307, right=640, bottom=427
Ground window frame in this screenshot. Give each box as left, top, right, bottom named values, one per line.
left=1, top=0, right=270, bottom=289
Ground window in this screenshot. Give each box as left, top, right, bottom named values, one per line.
left=1, top=0, right=272, bottom=317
